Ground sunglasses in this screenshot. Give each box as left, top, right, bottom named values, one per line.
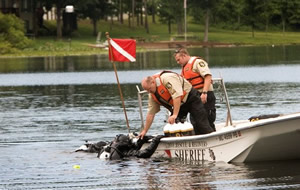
left=174, top=48, right=182, bottom=54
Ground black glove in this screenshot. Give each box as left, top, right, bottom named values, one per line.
left=152, top=135, right=164, bottom=143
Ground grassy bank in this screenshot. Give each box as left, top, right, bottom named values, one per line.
left=2, top=18, right=300, bottom=57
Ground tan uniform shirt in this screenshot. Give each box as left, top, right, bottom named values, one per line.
left=189, top=56, right=214, bottom=92
left=147, top=72, right=192, bottom=115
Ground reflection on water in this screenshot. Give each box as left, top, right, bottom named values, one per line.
left=0, top=46, right=300, bottom=189
left=0, top=45, right=300, bottom=73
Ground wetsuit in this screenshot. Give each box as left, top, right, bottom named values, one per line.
left=76, top=134, right=163, bottom=160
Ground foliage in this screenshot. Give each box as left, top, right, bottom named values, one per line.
left=157, top=0, right=175, bottom=23
left=0, top=12, right=31, bottom=54
left=287, top=0, right=300, bottom=29
left=188, top=0, right=300, bottom=33
left=157, top=0, right=184, bottom=34
left=38, top=0, right=78, bottom=38
left=214, top=0, right=245, bottom=30
left=30, top=0, right=300, bottom=40
left=189, top=0, right=219, bottom=41
left=2, top=17, right=300, bottom=57
left=76, top=0, right=112, bottom=36
left=77, top=0, right=111, bottom=22
left=2, top=0, right=300, bottom=56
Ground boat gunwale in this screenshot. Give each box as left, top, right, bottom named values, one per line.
left=160, top=112, right=300, bottom=143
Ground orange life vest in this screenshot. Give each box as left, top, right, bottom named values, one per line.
left=151, top=71, right=187, bottom=111
left=181, top=57, right=204, bottom=89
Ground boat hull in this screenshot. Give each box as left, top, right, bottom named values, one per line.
left=148, top=113, right=300, bottom=163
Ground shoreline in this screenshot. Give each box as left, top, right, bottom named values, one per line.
left=137, top=41, right=237, bottom=49
left=0, top=41, right=298, bottom=58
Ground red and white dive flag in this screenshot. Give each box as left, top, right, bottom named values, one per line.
left=109, top=39, right=136, bottom=62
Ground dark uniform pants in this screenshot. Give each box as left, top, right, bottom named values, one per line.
left=178, top=88, right=214, bottom=135
left=203, top=91, right=216, bottom=131
left=190, top=91, right=216, bottom=131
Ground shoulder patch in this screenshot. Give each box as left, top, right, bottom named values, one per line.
left=199, top=62, right=206, bottom=67
left=166, top=82, right=172, bottom=89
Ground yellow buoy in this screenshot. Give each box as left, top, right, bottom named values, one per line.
left=73, top=165, right=80, bottom=169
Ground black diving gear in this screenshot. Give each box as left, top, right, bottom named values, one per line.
left=75, top=140, right=107, bottom=153
left=75, top=134, right=164, bottom=160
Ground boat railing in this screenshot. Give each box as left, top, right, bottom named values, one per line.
left=136, top=77, right=233, bottom=130
left=213, top=78, right=233, bottom=126
left=136, top=86, right=147, bottom=130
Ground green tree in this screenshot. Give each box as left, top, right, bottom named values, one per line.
left=272, top=0, right=300, bottom=33
left=135, top=0, right=143, bottom=26
left=258, top=0, right=274, bottom=33
left=157, top=0, right=184, bottom=35
left=38, top=0, right=76, bottom=39
left=120, top=0, right=134, bottom=28
left=0, top=12, right=31, bottom=54
left=243, top=0, right=263, bottom=37
left=150, top=0, right=157, bottom=23
left=287, top=0, right=300, bottom=30
left=144, top=0, right=149, bottom=33
left=190, top=0, right=219, bottom=42
left=215, top=0, right=245, bottom=31
left=77, top=0, right=111, bottom=36
left=157, top=0, right=175, bottom=34
left=275, top=0, right=288, bottom=33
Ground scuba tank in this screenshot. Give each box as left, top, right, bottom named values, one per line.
left=166, top=122, right=183, bottom=137
left=181, top=122, right=195, bottom=136
left=163, top=117, right=195, bottom=137
left=163, top=123, right=171, bottom=137
left=168, top=123, right=181, bottom=137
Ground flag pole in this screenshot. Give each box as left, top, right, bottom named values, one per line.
left=106, top=32, right=130, bottom=133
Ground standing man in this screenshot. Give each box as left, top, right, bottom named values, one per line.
left=139, top=71, right=214, bottom=139
left=174, top=48, right=216, bottom=131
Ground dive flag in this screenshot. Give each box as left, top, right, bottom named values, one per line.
left=109, top=39, right=136, bottom=62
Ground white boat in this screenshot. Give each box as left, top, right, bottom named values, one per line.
left=136, top=78, right=300, bottom=163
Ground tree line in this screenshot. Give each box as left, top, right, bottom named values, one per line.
left=1, top=0, right=300, bottom=52
left=36, top=0, right=300, bottom=41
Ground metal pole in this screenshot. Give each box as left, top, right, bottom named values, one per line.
left=136, top=85, right=145, bottom=130
left=106, top=32, right=131, bottom=133
left=132, top=0, right=135, bottom=27
left=220, top=78, right=233, bottom=126
left=184, top=0, right=187, bottom=42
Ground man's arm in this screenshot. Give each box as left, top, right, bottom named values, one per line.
left=195, top=60, right=212, bottom=104
left=125, top=135, right=164, bottom=158
left=201, top=74, right=212, bottom=104
left=168, top=96, right=181, bottom=124
left=203, top=74, right=212, bottom=92
left=139, top=113, right=155, bottom=139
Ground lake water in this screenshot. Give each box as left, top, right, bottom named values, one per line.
left=0, top=45, right=300, bottom=189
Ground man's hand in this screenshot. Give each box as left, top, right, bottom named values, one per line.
left=138, top=130, right=147, bottom=140
left=169, top=97, right=181, bottom=124
left=201, top=93, right=207, bottom=104
left=168, top=115, right=177, bottom=124
left=138, top=113, right=155, bottom=140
